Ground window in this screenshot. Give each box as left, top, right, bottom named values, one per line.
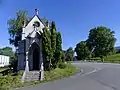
left=33, top=21, right=40, bottom=27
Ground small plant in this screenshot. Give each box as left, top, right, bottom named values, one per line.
left=58, top=63, right=67, bottom=69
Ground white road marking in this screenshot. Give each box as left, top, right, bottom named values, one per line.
left=82, top=68, right=102, bottom=76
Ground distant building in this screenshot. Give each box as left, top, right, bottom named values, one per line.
left=0, top=55, right=10, bottom=67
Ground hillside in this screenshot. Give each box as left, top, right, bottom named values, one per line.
left=91, top=54, right=120, bottom=63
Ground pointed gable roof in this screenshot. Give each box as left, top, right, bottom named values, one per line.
left=25, top=15, right=46, bottom=27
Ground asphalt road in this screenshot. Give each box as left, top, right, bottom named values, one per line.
left=17, top=62, right=120, bottom=90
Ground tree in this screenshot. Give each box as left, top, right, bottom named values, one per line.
left=50, top=21, right=57, bottom=68
left=65, top=47, right=74, bottom=61
left=87, top=26, right=116, bottom=61
left=0, top=47, right=14, bottom=56
left=54, top=32, right=62, bottom=67
left=7, top=10, right=28, bottom=72
left=42, top=27, right=52, bottom=70
left=75, top=41, right=91, bottom=60
left=41, top=17, right=49, bottom=26
left=8, top=10, right=28, bottom=47
left=0, top=47, right=17, bottom=72
left=61, top=51, right=65, bottom=62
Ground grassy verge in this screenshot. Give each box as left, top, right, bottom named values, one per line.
left=0, top=63, right=79, bottom=90
left=90, top=54, right=120, bottom=63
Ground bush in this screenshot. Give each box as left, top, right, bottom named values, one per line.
left=0, top=85, right=11, bottom=90
left=10, top=53, right=18, bottom=72
left=0, top=71, right=24, bottom=90
left=65, top=47, right=74, bottom=61
left=58, top=63, right=67, bottom=69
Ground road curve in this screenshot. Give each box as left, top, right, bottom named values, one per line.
left=16, top=62, right=120, bottom=90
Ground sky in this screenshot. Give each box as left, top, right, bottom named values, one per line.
left=0, top=0, right=120, bottom=50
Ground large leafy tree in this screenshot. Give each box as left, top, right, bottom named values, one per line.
left=8, top=10, right=28, bottom=47
left=65, top=47, right=74, bottom=61
left=87, top=26, right=116, bottom=60
left=42, top=27, right=52, bottom=70
left=54, top=32, right=62, bottom=67
left=7, top=10, right=28, bottom=72
left=75, top=41, right=91, bottom=60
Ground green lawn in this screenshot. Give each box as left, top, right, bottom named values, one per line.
left=0, top=63, right=79, bottom=90
left=90, top=54, right=120, bottom=63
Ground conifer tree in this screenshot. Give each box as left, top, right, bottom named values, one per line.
left=42, top=27, right=52, bottom=70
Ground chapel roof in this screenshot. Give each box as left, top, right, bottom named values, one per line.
left=25, top=9, right=46, bottom=27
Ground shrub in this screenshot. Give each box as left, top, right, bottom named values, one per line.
left=0, top=85, right=11, bottom=90
left=58, top=63, right=67, bottom=69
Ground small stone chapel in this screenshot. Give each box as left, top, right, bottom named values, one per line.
left=17, top=9, right=47, bottom=81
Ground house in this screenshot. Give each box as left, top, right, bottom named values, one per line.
left=18, top=9, right=48, bottom=82
left=0, top=55, right=9, bottom=67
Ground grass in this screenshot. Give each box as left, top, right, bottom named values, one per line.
left=90, top=54, right=120, bottom=63
left=0, top=63, right=79, bottom=90
left=44, top=63, right=79, bottom=81
left=0, top=67, right=8, bottom=71
left=0, top=70, right=24, bottom=90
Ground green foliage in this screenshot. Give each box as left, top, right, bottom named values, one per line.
left=75, top=41, right=91, bottom=60
left=51, top=22, right=57, bottom=53
left=0, top=46, right=17, bottom=72
left=116, top=50, right=120, bottom=53
left=44, top=63, right=78, bottom=81
left=87, top=26, right=116, bottom=59
left=105, top=54, right=120, bottom=61
left=0, top=71, right=24, bottom=90
left=90, top=54, right=120, bottom=63
left=0, top=64, right=78, bottom=90
left=65, top=47, right=74, bottom=61
left=54, top=32, right=62, bottom=67
left=0, top=67, right=8, bottom=71
left=42, top=27, right=52, bottom=70
left=10, top=53, right=18, bottom=72
left=58, top=63, right=67, bottom=69
left=0, top=47, right=14, bottom=56
left=8, top=10, right=28, bottom=47
left=42, top=21, right=63, bottom=70
left=61, top=51, right=66, bottom=62
left=41, top=17, right=49, bottom=26
left=50, top=21, right=57, bottom=68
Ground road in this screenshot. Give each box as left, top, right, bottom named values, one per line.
left=17, top=62, right=120, bottom=90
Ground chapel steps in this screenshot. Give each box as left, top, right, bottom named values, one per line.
left=24, top=71, right=40, bottom=82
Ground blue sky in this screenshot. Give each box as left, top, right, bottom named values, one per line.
left=0, top=0, right=120, bottom=50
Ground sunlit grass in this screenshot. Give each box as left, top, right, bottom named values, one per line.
left=0, top=63, right=79, bottom=90
left=90, top=54, right=120, bottom=63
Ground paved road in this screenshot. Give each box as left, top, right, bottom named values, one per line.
left=17, top=62, right=120, bottom=90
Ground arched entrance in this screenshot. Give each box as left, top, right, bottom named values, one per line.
left=28, top=42, right=40, bottom=70
left=33, top=47, right=40, bottom=70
